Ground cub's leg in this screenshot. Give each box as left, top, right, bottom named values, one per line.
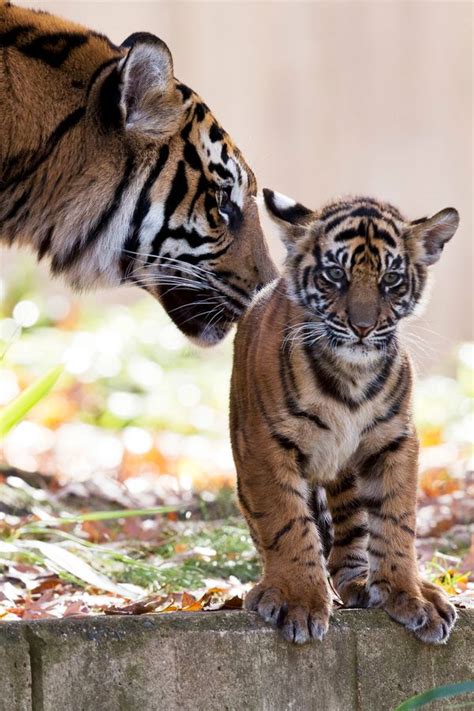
left=358, top=431, right=457, bottom=643
left=238, top=456, right=332, bottom=644
left=308, top=486, right=334, bottom=559
left=325, top=473, right=370, bottom=607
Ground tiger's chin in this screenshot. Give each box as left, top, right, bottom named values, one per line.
left=159, top=284, right=236, bottom=346
left=332, top=340, right=383, bottom=365
left=187, top=321, right=234, bottom=347
left=175, top=315, right=234, bottom=347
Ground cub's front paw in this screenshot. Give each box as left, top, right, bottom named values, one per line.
left=417, top=580, right=457, bottom=644
left=245, top=581, right=331, bottom=644
left=380, top=581, right=457, bottom=644
left=336, top=577, right=370, bottom=608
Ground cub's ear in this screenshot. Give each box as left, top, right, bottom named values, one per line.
left=262, top=189, right=314, bottom=250
left=118, top=33, right=183, bottom=138
left=263, top=189, right=313, bottom=226
left=410, top=207, right=459, bottom=266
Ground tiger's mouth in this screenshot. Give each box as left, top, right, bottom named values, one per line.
left=158, top=284, right=243, bottom=345
left=325, top=324, right=395, bottom=355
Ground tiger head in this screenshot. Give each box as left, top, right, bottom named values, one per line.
left=263, top=189, right=459, bottom=360
left=103, top=34, right=276, bottom=344
left=5, top=28, right=276, bottom=345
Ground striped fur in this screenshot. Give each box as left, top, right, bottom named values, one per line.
left=231, top=191, right=459, bottom=644
left=0, top=3, right=276, bottom=344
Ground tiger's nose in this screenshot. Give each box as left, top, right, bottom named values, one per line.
left=347, top=282, right=380, bottom=339
left=349, top=320, right=375, bottom=339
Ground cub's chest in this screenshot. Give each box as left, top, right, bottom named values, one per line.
left=286, top=399, right=376, bottom=484
left=277, top=351, right=404, bottom=484
left=305, top=416, right=362, bottom=484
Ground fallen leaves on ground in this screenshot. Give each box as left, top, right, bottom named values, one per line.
left=0, top=561, right=248, bottom=621
left=105, top=588, right=243, bottom=616
left=0, top=482, right=258, bottom=620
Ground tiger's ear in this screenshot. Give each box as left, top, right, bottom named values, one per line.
left=410, top=208, right=459, bottom=266
left=262, top=189, right=314, bottom=250
left=118, top=33, right=183, bottom=138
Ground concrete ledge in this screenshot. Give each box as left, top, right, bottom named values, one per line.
left=0, top=623, right=31, bottom=711
left=1, top=609, right=473, bottom=711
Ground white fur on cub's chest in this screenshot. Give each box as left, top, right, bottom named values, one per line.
left=306, top=416, right=360, bottom=483
left=284, top=399, right=376, bottom=484
left=276, top=404, right=369, bottom=484
left=293, top=363, right=386, bottom=483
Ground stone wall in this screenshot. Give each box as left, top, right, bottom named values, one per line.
left=1, top=609, right=473, bottom=711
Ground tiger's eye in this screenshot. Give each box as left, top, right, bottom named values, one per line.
left=382, top=272, right=401, bottom=286
left=327, top=267, right=345, bottom=281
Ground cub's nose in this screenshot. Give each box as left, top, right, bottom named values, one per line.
left=347, top=282, right=380, bottom=339
left=349, top=320, right=375, bottom=339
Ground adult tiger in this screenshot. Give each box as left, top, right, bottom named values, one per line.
left=0, top=2, right=276, bottom=344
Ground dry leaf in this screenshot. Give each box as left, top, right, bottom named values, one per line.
left=217, top=595, right=243, bottom=610
left=0, top=581, right=24, bottom=603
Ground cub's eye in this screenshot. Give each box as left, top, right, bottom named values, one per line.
left=382, top=271, right=402, bottom=287
left=326, top=266, right=345, bottom=281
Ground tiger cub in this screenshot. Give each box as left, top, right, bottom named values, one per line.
left=230, top=190, right=459, bottom=644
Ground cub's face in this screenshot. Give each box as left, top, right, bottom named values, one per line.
left=263, top=190, right=459, bottom=358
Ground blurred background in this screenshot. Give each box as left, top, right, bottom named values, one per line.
left=0, top=2, right=472, bottom=616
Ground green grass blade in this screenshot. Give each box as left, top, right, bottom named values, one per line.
left=0, top=365, right=64, bottom=438
left=61, top=506, right=181, bottom=523
left=395, top=680, right=474, bottom=710
left=18, top=506, right=181, bottom=530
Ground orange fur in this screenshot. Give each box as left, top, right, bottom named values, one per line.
left=0, top=3, right=276, bottom=344
left=231, top=191, right=459, bottom=644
